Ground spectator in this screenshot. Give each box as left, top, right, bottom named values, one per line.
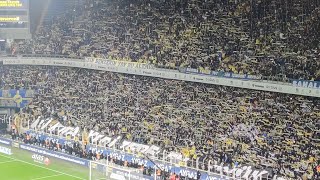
left=14, top=0, right=320, bottom=81
left=1, top=65, right=319, bottom=179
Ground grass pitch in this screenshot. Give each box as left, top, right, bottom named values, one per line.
left=0, top=141, right=102, bottom=180
left=0, top=154, right=84, bottom=180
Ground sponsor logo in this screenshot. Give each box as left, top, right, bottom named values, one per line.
left=0, top=138, right=11, bottom=145
left=0, top=146, right=12, bottom=155
left=292, top=80, right=320, bottom=89
left=32, top=154, right=50, bottom=166
left=53, top=62, right=63, bottom=65
left=252, top=84, right=265, bottom=88
left=21, top=144, right=87, bottom=166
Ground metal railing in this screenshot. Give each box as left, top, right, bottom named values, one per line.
left=0, top=54, right=293, bottom=85
left=19, top=124, right=271, bottom=180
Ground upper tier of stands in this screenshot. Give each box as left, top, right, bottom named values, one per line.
left=13, top=0, right=320, bottom=81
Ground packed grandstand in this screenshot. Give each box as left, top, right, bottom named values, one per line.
left=0, top=0, right=319, bottom=180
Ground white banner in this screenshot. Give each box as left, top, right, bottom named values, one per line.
left=3, top=58, right=320, bottom=97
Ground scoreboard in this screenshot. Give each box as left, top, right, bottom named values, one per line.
left=0, top=0, right=28, bottom=10
left=0, top=0, right=31, bottom=39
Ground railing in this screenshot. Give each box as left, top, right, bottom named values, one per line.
left=0, top=54, right=299, bottom=179
left=1, top=54, right=292, bottom=85
left=2, top=54, right=85, bottom=60
left=19, top=125, right=270, bottom=180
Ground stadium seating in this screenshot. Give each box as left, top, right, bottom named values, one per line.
left=2, top=0, right=320, bottom=179
left=14, top=0, right=320, bottom=81
left=1, top=65, right=319, bottom=179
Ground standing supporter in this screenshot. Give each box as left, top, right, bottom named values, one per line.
left=1, top=65, right=319, bottom=179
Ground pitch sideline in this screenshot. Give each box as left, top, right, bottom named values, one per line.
left=0, top=153, right=86, bottom=180
left=0, top=159, right=16, bottom=164
left=31, top=174, right=63, bottom=180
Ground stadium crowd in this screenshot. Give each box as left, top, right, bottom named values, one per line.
left=2, top=0, right=320, bottom=179
left=14, top=132, right=187, bottom=179
left=1, top=65, right=319, bottom=179
left=13, top=0, right=320, bottom=81
left=14, top=132, right=162, bottom=178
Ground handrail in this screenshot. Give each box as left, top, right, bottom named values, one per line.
left=0, top=53, right=293, bottom=84
left=20, top=127, right=243, bottom=180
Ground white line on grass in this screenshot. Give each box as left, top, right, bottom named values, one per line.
left=0, top=160, right=16, bottom=164
left=0, top=153, right=86, bottom=180
left=31, top=174, right=63, bottom=180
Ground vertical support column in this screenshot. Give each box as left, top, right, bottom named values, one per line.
left=89, top=161, right=92, bottom=180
